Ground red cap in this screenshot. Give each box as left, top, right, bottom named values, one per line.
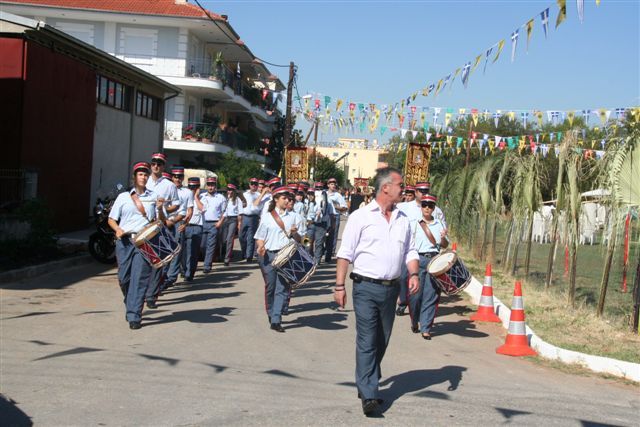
left=188, top=177, right=200, bottom=186
left=297, top=185, right=306, bottom=193
left=421, top=195, right=437, bottom=203
left=327, top=177, right=337, bottom=184
left=287, top=184, right=298, bottom=191
left=151, top=153, right=167, bottom=163
left=415, top=181, right=431, bottom=190
left=266, top=177, right=281, bottom=186
left=306, top=188, right=315, bottom=194
left=227, top=183, right=237, bottom=190
left=272, top=186, right=292, bottom=197
left=404, top=185, right=416, bottom=193
left=162, top=172, right=172, bottom=179
left=249, top=177, right=259, bottom=183
left=132, top=161, right=151, bottom=174
left=171, top=166, right=185, bottom=175
left=258, top=179, right=265, bottom=185
left=206, top=177, right=218, bottom=185
left=314, top=182, right=324, bottom=189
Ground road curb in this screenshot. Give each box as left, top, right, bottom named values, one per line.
left=464, top=276, right=640, bottom=382
left=0, top=254, right=94, bottom=284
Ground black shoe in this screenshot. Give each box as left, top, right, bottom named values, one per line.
left=411, top=325, right=419, bottom=334
left=422, top=333, right=432, bottom=340
left=246, top=258, right=253, bottom=263
left=357, top=392, right=383, bottom=404
left=224, top=262, right=230, bottom=266
left=146, top=300, right=157, bottom=309
left=129, top=321, right=141, bottom=330
left=185, top=277, right=193, bottom=282
left=396, top=306, right=406, bottom=316
left=202, top=269, right=211, bottom=274
left=362, top=399, right=379, bottom=416
left=270, top=323, right=285, bottom=333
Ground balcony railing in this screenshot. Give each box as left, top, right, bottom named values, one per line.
left=116, top=53, right=278, bottom=112
left=165, top=121, right=264, bottom=154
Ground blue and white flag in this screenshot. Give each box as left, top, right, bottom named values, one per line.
left=511, top=30, right=519, bottom=62
left=521, top=112, right=529, bottom=128
left=483, top=47, right=493, bottom=74
left=540, top=8, right=550, bottom=39
left=493, top=112, right=501, bottom=128
left=461, top=62, right=471, bottom=88
left=615, top=108, right=626, bottom=119
left=582, top=109, right=591, bottom=124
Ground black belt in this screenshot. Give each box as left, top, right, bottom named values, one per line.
left=204, top=220, right=218, bottom=223
left=187, top=224, right=202, bottom=227
left=244, top=214, right=259, bottom=217
left=350, top=272, right=399, bottom=286
left=419, top=251, right=439, bottom=256
left=226, top=216, right=238, bottom=219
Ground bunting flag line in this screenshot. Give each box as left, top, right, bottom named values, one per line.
left=526, top=19, right=535, bottom=52
left=556, top=0, right=567, bottom=28
left=483, top=46, right=493, bottom=74
left=493, top=39, right=505, bottom=63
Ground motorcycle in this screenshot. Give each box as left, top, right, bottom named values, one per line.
left=88, top=184, right=124, bottom=264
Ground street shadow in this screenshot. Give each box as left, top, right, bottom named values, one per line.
left=4, top=311, right=58, bottom=320
left=0, top=261, right=113, bottom=290
left=142, top=306, right=235, bottom=327
left=436, top=304, right=474, bottom=317
left=0, top=394, right=32, bottom=426
left=33, top=346, right=104, bottom=362
left=159, top=282, right=235, bottom=296
left=286, top=301, right=336, bottom=314
left=158, top=291, right=245, bottom=306
left=378, top=366, right=467, bottom=412
left=431, top=319, right=489, bottom=338
left=284, top=312, right=348, bottom=330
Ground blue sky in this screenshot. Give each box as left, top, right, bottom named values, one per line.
left=203, top=0, right=639, bottom=142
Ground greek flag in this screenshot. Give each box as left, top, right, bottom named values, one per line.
left=461, top=62, right=471, bottom=88
left=540, top=8, right=550, bottom=39
left=511, top=30, right=519, bottom=62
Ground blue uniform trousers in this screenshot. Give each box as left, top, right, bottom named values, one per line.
left=259, top=250, right=290, bottom=324
left=165, top=220, right=185, bottom=284
left=239, top=215, right=259, bottom=260
left=221, top=216, right=238, bottom=263
left=115, top=238, right=152, bottom=323
left=353, top=279, right=400, bottom=400
left=397, top=263, right=409, bottom=309
left=325, top=215, right=340, bottom=262
left=201, top=221, right=219, bottom=270
left=313, top=222, right=328, bottom=264
left=408, top=254, right=440, bottom=333
left=184, top=224, right=203, bottom=280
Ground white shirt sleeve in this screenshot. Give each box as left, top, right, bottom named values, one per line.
left=108, top=193, right=125, bottom=221
left=336, top=213, right=360, bottom=262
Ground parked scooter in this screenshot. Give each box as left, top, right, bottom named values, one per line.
left=88, top=184, right=124, bottom=264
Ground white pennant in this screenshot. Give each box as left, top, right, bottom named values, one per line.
left=426, top=133, right=432, bottom=142
left=400, top=129, right=408, bottom=138
left=411, top=130, right=418, bottom=139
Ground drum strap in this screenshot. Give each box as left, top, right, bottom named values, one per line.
left=419, top=219, right=438, bottom=247
left=130, top=192, right=148, bottom=221
left=270, top=210, right=289, bottom=238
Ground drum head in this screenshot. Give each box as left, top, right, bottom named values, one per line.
left=271, top=241, right=297, bottom=267
left=134, top=221, right=161, bottom=245
left=427, top=251, right=457, bottom=275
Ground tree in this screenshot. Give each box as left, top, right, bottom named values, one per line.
left=309, top=152, right=345, bottom=185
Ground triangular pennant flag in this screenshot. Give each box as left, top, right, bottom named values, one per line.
left=426, top=133, right=432, bottom=142
left=493, top=111, right=501, bottom=127
left=567, top=110, right=575, bottom=126
left=508, top=111, right=515, bottom=122
left=541, top=8, right=550, bottom=38
left=471, top=54, right=482, bottom=72
left=483, top=46, right=494, bottom=74
left=336, top=99, right=343, bottom=112
left=521, top=112, right=529, bottom=128
left=535, top=110, right=544, bottom=127
left=324, top=96, right=331, bottom=108
left=510, top=30, right=519, bottom=62
left=472, top=110, right=479, bottom=127
left=434, top=79, right=444, bottom=96
left=556, top=0, right=567, bottom=29
left=411, top=130, right=418, bottom=139
left=526, top=19, right=534, bottom=52
left=577, top=0, right=584, bottom=23
left=493, top=40, right=505, bottom=63
left=598, top=108, right=611, bottom=125
left=461, top=62, right=471, bottom=88
left=445, top=112, right=452, bottom=127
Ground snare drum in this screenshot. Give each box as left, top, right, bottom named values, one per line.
left=427, top=251, right=471, bottom=295
left=133, top=221, right=181, bottom=269
left=271, top=241, right=317, bottom=288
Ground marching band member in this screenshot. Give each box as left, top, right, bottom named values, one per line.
left=325, top=177, right=347, bottom=262
left=145, top=153, right=179, bottom=308
left=240, top=178, right=262, bottom=263
left=335, top=167, right=419, bottom=416
left=403, top=185, right=416, bottom=203
left=408, top=195, right=448, bottom=340
left=304, top=188, right=317, bottom=255
left=293, top=186, right=306, bottom=216
left=184, top=177, right=205, bottom=282
left=257, top=177, right=281, bottom=216
left=164, top=166, right=193, bottom=288
left=254, top=187, right=305, bottom=333
left=108, top=162, right=165, bottom=330
left=312, top=181, right=335, bottom=264
left=416, top=181, right=447, bottom=228
left=219, top=183, right=244, bottom=266
left=200, top=177, right=226, bottom=273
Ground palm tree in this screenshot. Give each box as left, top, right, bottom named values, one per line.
left=545, top=141, right=568, bottom=290
left=491, top=153, right=511, bottom=264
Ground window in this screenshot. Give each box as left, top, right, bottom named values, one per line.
left=135, top=91, right=160, bottom=121
left=96, top=74, right=131, bottom=111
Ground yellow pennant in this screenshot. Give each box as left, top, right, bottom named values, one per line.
left=456, top=147, right=462, bottom=155
left=422, top=86, right=430, bottom=97
left=556, top=0, right=567, bottom=29
left=567, top=110, right=575, bottom=126
left=535, top=111, right=544, bottom=127
left=598, top=108, right=608, bottom=125
left=420, top=112, right=426, bottom=126
left=336, top=99, right=343, bottom=112
left=471, top=54, right=482, bottom=72
left=488, top=138, right=495, bottom=153
left=375, top=110, right=381, bottom=120
left=458, top=108, right=466, bottom=116
left=411, top=92, right=418, bottom=101
left=596, top=0, right=600, bottom=5
left=434, top=79, right=444, bottom=97
left=526, top=19, right=534, bottom=48
left=472, top=111, right=479, bottom=127
left=445, top=113, right=452, bottom=127
left=446, top=136, right=453, bottom=147
left=519, top=136, right=526, bottom=153
left=508, top=111, right=515, bottom=121
left=493, top=40, right=505, bottom=63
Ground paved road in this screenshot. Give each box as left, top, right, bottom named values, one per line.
left=1, top=255, right=638, bottom=426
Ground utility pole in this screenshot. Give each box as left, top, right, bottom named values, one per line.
left=312, top=116, right=319, bottom=181
left=283, top=61, right=295, bottom=148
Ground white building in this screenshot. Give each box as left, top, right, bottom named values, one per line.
left=1, top=0, right=286, bottom=167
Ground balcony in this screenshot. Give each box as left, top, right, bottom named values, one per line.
left=163, top=121, right=267, bottom=163
left=116, top=54, right=279, bottom=121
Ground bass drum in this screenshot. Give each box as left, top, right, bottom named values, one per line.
left=271, top=241, right=317, bottom=289
left=427, top=250, right=471, bottom=296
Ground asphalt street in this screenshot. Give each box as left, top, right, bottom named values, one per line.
left=1, top=249, right=638, bottom=425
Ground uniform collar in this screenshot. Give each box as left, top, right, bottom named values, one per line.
left=130, top=187, right=150, bottom=196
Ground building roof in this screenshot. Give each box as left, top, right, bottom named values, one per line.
left=0, top=0, right=224, bottom=19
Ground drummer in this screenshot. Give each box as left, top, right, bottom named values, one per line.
left=395, top=184, right=421, bottom=317
left=107, top=162, right=166, bottom=330
left=254, top=186, right=306, bottom=333
left=408, top=194, right=448, bottom=340
left=184, top=177, right=205, bottom=282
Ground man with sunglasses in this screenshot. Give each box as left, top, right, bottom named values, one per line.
left=145, top=153, right=180, bottom=308
left=325, top=177, right=347, bottom=262
left=335, top=167, right=419, bottom=417
left=200, top=177, right=226, bottom=274
left=240, top=178, right=261, bottom=262
left=164, top=166, right=194, bottom=288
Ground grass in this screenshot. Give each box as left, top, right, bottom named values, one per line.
left=454, top=222, right=640, bottom=364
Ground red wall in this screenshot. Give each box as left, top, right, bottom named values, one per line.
left=1, top=37, right=96, bottom=232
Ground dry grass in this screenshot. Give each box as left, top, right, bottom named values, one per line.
left=460, top=247, right=640, bottom=364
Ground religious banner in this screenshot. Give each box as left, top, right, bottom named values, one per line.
left=285, top=147, right=309, bottom=182
left=403, top=142, right=432, bottom=186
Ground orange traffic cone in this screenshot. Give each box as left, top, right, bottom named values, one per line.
left=451, top=242, right=457, bottom=251
left=496, top=281, right=537, bottom=357
left=470, top=264, right=501, bottom=323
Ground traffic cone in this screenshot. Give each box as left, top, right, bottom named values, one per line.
left=451, top=242, right=457, bottom=251
left=470, top=264, right=501, bottom=323
left=496, top=281, right=537, bottom=357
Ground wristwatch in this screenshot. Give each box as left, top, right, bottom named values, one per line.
left=409, top=272, right=419, bottom=278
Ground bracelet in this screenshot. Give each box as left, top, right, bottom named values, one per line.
left=409, top=272, right=419, bottom=278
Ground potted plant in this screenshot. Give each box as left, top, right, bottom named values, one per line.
left=212, top=52, right=225, bottom=84
left=183, top=124, right=195, bottom=141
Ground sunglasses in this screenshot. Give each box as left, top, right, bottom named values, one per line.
left=250, top=182, right=258, bottom=185
left=150, top=161, right=164, bottom=166
left=421, top=202, right=436, bottom=208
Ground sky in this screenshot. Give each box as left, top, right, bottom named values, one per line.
left=202, top=0, right=640, bottom=144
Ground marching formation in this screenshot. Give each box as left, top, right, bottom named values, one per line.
left=108, top=156, right=466, bottom=417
